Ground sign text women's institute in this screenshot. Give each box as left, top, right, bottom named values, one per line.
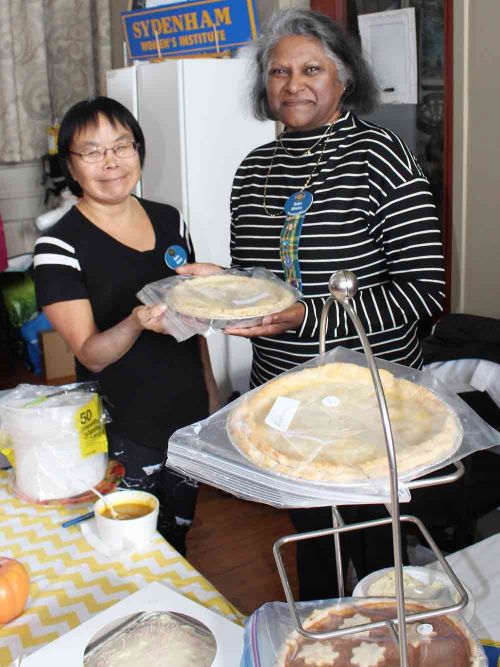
left=132, top=7, right=231, bottom=51
left=121, top=1, right=259, bottom=59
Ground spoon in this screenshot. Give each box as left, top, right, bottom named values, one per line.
left=90, top=486, right=119, bottom=519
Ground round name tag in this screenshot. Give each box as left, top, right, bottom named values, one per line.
left=164, top=245, right=187, bottom=269
left=284, top=190, right=313, bottom=216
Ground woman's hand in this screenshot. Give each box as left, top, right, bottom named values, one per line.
left=176, top=262, right=223, bottom=277
left=224, top=302, right=305, bottom=338
left=132, top=304, right=168, bottom=333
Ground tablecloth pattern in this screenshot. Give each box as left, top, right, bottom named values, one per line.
left=0, top=471, right=243, bottom=666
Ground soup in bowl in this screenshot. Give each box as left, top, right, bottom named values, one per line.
left=100, top=501, right=154, bottom=520
left=94, top=490, right=159, bottom=549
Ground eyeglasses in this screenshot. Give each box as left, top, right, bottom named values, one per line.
left=69, top=141, right=140, bottom=163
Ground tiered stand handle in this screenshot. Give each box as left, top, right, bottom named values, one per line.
left=273, top=270, right=468, bottom=667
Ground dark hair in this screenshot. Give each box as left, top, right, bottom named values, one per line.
left=58, top=96, right=145, bottom=196
left=249, top=9, right=379, bottom=120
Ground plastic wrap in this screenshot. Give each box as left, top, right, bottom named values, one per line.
left=84, top=611, right=217, bottom=666
left=137, top=266, right=300, bottom=342
left=167, top=347, right=500, bottom=508
left=353, top=566, right=475, bottom=622
left=241, top=597, right=487, bottom=667
left=0, top=382, right=109, bottom=503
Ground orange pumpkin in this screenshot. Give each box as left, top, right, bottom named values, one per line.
left=0, top=557, right=30, bottom=624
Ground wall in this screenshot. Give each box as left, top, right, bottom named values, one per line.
left=0, top=162, right=44, bottom=259
left=453, top=0, right=500, bottom=318
left=111, top=0, right=130, bottom=70
left=255, top=0, right=310, bottom=27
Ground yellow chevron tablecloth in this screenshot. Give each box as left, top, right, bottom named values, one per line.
left=0, top=471, right=243, bottom=667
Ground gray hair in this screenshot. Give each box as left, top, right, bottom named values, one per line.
left=248, top=9, right=379, bottom=121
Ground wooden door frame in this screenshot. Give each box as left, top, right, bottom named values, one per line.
left=311, top=0, right=453, bottom=313
left=310, top=0, right=347, bottom=23
left=442, top=0, right=453, bottom=314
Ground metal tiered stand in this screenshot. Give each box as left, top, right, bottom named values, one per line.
left=272, top=270, right=468, bottom=667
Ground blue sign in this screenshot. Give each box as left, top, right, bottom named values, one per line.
left=122, top=0, right=259, bottom=60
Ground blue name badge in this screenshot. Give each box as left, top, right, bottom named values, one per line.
left=165, top=245, right=187, bottom=269
left=284, top=190, right=313, bottom=216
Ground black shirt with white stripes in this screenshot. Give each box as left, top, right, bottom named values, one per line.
left=230, top=111, right=445, bottom=388
left=34, top=198, right=208, bottom=449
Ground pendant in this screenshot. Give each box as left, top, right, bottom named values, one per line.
left=284, top=190, right=313, bottom=216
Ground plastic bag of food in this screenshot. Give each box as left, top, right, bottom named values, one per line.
left=167, top=347, right=500, bottom=508
left=352, top=566, right=475, bottom=623
left=137, top=266, right=300, bottom=342
left=0, top=382, right=109, bottom=502
left=241, top=597, right=487, bottom=666
left=84, top=611, right=217, bottom=666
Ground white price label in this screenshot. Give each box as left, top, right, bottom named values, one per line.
left=265, top=396, right=300, bottom=433
left=322, top=395, right=340, bottom=407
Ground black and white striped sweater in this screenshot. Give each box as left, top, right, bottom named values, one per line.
left=230, top=111, right=445, bottom=387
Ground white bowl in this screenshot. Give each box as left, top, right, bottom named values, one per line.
left=94, top=490, right=159, bottom=550
left=352, top=566, right=475, bottom=623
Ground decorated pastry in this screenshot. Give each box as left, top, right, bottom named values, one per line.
left=276, top=601, right=484, bottom=666
left=367, top=570, right=447, bottom=600
left=168, top=273, right=296, bottom=319
left=228, top=363, right=462, bottom=483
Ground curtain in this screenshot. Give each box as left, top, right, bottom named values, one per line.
left=0, top=0, right=111, bottom=163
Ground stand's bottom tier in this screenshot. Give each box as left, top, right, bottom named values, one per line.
left=277, top=600, right=484, bottom=667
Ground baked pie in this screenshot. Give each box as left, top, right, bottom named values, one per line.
left=276, top=601, right=484, bottom=666
left=228, top=363, right=462, bottom=483
left=168, top=273, right=296, bottom=319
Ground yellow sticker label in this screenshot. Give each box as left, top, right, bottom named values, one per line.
left=0, top=447, right=15, bottom=467
left=75, top=394, right=108, bottom=459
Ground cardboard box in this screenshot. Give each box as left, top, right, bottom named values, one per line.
left=39, top=330, right=75, bottom=382
left=23, top=581, right=244, bottom=665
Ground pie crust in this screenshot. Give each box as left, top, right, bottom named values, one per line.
left=227, top=363, right=462, bottom=483
left=275, top=601, right=483, bottom=666
left=168, top=274, right=296, bottom=319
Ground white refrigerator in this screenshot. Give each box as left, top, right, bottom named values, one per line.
left=107, top=58, right=275, bottom=398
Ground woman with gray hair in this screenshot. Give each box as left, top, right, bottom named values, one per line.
left=250, top=7, right=379, bottom=121
left=179, top=9, right=445, bottom=598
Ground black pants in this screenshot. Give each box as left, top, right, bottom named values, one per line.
left=107, top=427, right=199, bottom=556
left=289, top=504, right=404, bottom=601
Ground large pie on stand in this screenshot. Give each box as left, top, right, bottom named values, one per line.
left=228, top=363, right=462, bottom=483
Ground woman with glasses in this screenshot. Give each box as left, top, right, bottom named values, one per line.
left=33, top=96, right=219, bottom=555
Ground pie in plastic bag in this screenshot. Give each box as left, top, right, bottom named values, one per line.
left=276, top=600, right=485, bottom=666
left=227, top=363, right=462, bottom=483
left=168, top=273, right=297, bottom=319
